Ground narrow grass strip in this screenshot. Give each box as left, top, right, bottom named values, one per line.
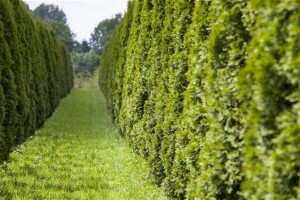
left=0, top=89, right=166, bottom=200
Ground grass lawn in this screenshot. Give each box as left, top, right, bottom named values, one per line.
left=0, top=89, right=166, bottom=200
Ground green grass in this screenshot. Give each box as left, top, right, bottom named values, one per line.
left=0, top=89, right=167, bottom=200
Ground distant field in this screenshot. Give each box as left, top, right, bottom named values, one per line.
left=0, top=89, right=166, bottom=199
left=74, top=74, right=99, bottom=89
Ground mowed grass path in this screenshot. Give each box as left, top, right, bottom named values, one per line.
left=0, top=89, right=166, bottom=199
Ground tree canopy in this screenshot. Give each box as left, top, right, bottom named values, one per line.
left=33, top=3, right=74, bottom=51
left=33, top=3, right=67, bottom=24
left=90, top=13, right=122, bottom=54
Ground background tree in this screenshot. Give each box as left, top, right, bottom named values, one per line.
left=90, top=13, right=122, bottom=54
left=71, top=40, right=90, bottom=53
left=33, top=3, right=123, bottom=76
left=72, top=50, right=100, bottom=74
left=33, top=3, right=74, bottom=51
left=46, top=19, right=74, bottom=50
left=32, top=3, right=95, bottom=76
left=81, top=40, right=91, bottom=53
left=33, top=3, right=67, bottom=24
left=72, top=14, right=122, bottom=75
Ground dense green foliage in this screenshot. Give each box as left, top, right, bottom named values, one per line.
left=71, top=50, right=100, bottom=74
left=0, top=0, right=73, bottom=161
left=0, top=89, right=166, bottom=199
left=99, top=0, right=300, bottom=199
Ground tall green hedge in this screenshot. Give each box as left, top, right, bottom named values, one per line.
left=100, top=0, right=300, bottom=199
left=0, top=0, right=73, bottom=161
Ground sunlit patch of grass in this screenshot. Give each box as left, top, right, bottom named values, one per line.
left=0, top=89, right=167, bottom=199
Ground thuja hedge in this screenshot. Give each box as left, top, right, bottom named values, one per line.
left=0, top=0, right=73, bottom=161
left=99, top=0, right=300, bottom=199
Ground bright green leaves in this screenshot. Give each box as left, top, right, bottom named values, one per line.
left=99, top=0, right=300, bottom=199
left=188, top=1, right=249, bottom=199
left=241, top=1, right=300, bottom=199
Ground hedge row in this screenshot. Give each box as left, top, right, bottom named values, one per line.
left=99, top=0, right=300, bottom=199
left=0, top=0, right=73, bottom=161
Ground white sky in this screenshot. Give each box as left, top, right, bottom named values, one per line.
left=23, top=0, right=128, bottom=42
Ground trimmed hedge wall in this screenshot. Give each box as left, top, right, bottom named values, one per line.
left=0, top=0, right=73, bottom=161
left=99, top=0, right=300, bottom=199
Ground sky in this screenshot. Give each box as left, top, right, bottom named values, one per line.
left=24, top=0, right=128, bottom=42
